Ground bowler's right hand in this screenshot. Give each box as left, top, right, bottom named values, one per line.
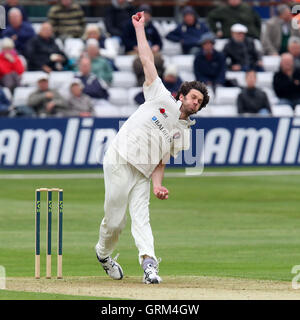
left=132, top=11, right=145, bottom=28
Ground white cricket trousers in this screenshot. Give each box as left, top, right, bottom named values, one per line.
left=96, top=146, right=157, bottom=265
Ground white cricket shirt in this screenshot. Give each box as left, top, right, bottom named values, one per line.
left=111, top=77, right=195, bottom=178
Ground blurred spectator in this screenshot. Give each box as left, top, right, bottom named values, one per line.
left=2, top=8, right=35, bottom=56
left=193, top=32, right=226, bottom=89
left=104, top=0, right=135, bottom=42
left=207, top=0, right=261, bottom=39
left=273, top=53, right=300, bottom=110
left=166, top=6, right=209, bottom=54
left=83, top=39, right=113, bottom=85
left=261, top=4, right=300, bottom=56
left=83, top=24, right=118, bottom=61
left=0, top=38, right=24, bottom=92
left=0, top=86, right=11, bottom=116
left=237, top=70, right=272, bottom=115
left=27, top=73, right=68, bottom=117
left=133, top=53, right=164, bottom=86
left=67, top=78, right=94, bottom=117
left=26, top=22, right=68, bottom=72
left=134, top=64, right=182, bottom=105
left=75, top=56, right=109, bottom=100
left=48, top=0, right=85, bottom=39
left=288, top=37, right=300, bottom=70
left=122, top=4, right=162, bottom=54
left=162, top=65, right=183, bottom=98
left=224, top=24, right=263, bottom=72
left=4, top=0, right=28, bottom=24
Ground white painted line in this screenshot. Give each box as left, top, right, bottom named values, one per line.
left=0, top=170, right=300, bottom=179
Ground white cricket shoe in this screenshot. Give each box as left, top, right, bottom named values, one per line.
left=143, top=260, right=162, bottom=284
left=96, top=253, right=123, bottom=280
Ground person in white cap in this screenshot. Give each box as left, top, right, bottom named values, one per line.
left=95, top=11, right=210, bottom=284
left=27, top=73, right=68, bottom=117
left=224, top=23, right=263, bottom=71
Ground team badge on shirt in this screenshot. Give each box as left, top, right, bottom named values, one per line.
left=173, top=131, right=181, bottom=139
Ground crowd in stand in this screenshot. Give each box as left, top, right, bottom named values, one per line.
left=1, top=0, right=300, bottom=117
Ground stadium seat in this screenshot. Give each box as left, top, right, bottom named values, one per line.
left=271, top=105, right=294, bottom=117
left=32, top=23, right=41, bottom=34
left=153, top=20, right=177, bottom=37
left=161, top=38, right=182, bottom=56
left=215, top=39, right=228, bottom=52
left=94, top=105, right=122, bottom=118
left=114, top=55, right=136, bottom=72
left=179, top=71, right=196, bottom=82
left=210, top=105, right=238, bottom=116
left=111, top=71, right=137, bottom=88
left=226, top=71, right=246, bottom=87
left=295, top=105, right=300, bottom=116
left=214, top=87, right=241, bottom=105
left=64, top=38, right=84, bottom=59
left=20, top=71, right=46, bottom=87
left=254, top=39, right=263, bottom=52
left=108, top=87, right=129, bottom=106
left=193, top=105, right=212, bottom=117
left=256, top=71, right=273, bottom=89
left=2, top=87, right=12, bottom=101
left=128, top=87, right=143, bottom=106
left=120, top=106, right=138, bottom=117
left=262, top=56, right=280, bottom=72
left=49, top=71, right=74, bottom=89
left=262, top=87, right=279, bottom=105
left=12, top=87, right=36, bottom=106
left=170, top=55, right=194, bottom=72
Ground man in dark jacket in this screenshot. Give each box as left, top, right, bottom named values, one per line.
left=105, top=0, right=135, bottom=40
left=166, top=6, right=209, bottom=54
left=194, top=32, right=226, bottom=89
left=207, top=0, right=261, bottom=39
left=26, top=22, right=68, bottom=72
left=122, top=4, right=162, bottom=54
left=237, top=70, right=272, bottom=114
left=75, top=56, right=109, bottom=100
left=2, top=8, right=35, bottom=56
left=273, top=53, right=300, bottom=110
left=224, top=24, right=263, bottom=72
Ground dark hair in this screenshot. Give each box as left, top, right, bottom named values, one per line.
left=175, top=81, right=210, bottom=110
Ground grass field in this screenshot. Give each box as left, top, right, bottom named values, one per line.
left=0, top=167, right=300, bottom=300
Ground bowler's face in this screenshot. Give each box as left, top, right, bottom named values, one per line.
left=180, top=89, right=204, bottom=115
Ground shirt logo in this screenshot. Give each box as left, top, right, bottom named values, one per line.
left=159, top=108, right=168, bottom=119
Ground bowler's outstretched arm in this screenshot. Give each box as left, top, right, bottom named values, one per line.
left=132, top=11, right=158, bottom=86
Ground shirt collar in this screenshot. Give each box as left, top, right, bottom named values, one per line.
left=179, top=117, right=196, bottom=128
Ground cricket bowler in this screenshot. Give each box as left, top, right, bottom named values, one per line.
left=95, top=11, right=210, bottom=284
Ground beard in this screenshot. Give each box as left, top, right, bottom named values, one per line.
left=181, top=99, right=198, bottom=116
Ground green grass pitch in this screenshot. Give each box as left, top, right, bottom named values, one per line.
left=0, top=167, right=300, bottom=299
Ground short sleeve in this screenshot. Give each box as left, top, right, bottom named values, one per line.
left=143, top=77, right=169, bottom=102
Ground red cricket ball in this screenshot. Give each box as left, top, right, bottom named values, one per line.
left=160, top=108, right=165, bottom=114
